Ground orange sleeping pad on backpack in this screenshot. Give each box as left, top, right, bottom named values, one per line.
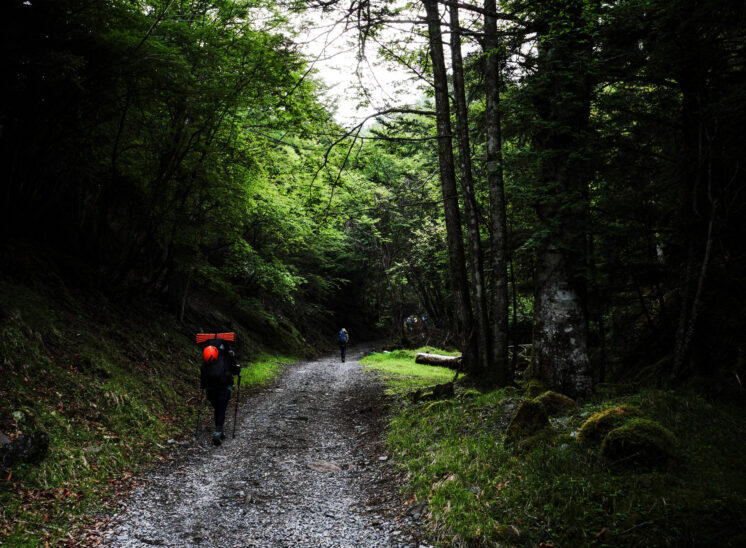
left=195, top=332, right=235, bottom=344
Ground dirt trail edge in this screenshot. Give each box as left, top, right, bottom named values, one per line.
left=99, top=347, right=432, bottom=547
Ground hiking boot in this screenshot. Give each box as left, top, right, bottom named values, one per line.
left=212, top=431, right=222, bottom=446
left=220, top=431, right=226, bottom=440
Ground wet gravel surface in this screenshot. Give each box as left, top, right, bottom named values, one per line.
left=99, top=347, right=431, bottom=547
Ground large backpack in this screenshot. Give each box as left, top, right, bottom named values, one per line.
left=202, top=338, right=234, bottom=387
left=338, top=329, right=348, bottom=344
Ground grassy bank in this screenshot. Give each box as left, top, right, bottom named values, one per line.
left=362, top=349, right=746, bottom=547
left=362, top=348, right=458, bottom=395
left=0, top=279, right=296, bottom=547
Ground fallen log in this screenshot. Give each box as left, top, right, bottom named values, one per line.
left=415, top=353, right=462, bottom=369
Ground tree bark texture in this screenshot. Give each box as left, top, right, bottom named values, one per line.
left=422, top=0, right=477, bottom=373
left=533, top=241, right=592, bottom=396
left=448, top=3, right=491, bottom=378
left=483, top=0, right=511, bottom=386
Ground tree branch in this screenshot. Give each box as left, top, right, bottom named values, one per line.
left=436, top=0, right=528, bottom=26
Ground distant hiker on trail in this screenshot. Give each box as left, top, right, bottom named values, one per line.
left=338, top=328, right=349, bottom=362
left=198, top=333, right=240, bottom=446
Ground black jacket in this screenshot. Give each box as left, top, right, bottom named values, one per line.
left=200, top=339, right=239, bottom=389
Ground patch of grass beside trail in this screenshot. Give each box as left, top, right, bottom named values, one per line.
left=361, top=348, right=457, bottom=395
left=371, top=349, right=746, bottom=547
left=0, top=279, right=297, bottom=547
left=240, top=353, right=296, bottom=387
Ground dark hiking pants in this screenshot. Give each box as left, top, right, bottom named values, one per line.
left=206, top=386, right=231, bottom=431
left=340, top=343, right=347, bottom=362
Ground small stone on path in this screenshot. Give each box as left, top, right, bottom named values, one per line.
left=307, top=460, right=343, bottom=473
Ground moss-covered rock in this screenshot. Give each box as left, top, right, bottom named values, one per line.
left=577, top=405, right=643, bottom=445
left=432, top=381, right=455, bottom=399
left=496, top=524, right=522, bottom=540
left=534, top=390, right=576, bottom=416
left=458, top=388, right=482, bottom=401
left=526, top=379, right=546, bottom=398
left=600, top=418, right=676, bottom=467
left=424, top=400, right=450, bottom=413
left=411, top=390, right=434, bottom=403
left=410, top=382, right=454, bottom=403
left=505, top=400, right=551, bottom=442
left=517, top=430, right=557, bottom=452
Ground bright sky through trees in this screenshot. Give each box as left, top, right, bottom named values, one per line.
left=291, top=9, right=425, bottom=125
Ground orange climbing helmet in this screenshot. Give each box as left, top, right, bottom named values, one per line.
left=203, top=345, right=219, bottom=364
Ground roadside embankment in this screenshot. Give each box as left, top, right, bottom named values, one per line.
left=0, top=276, right=297, bottom=546
left=363, top=348, right=746, bottom=547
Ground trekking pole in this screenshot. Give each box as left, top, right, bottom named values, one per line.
left=194, top=388, right=204, bottom=438
left=232, top=368, right=242, bottom=439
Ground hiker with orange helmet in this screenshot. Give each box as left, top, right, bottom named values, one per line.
left=199, top=335, right=240, bottom=446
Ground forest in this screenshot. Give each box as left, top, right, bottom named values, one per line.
left=1, top=0, right=745, bottom=546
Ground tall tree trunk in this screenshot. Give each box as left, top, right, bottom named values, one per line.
left=448, top=3, right=491, bottom=378
left=672, top=39, right=711, bottom=379
left=509, top=249, right=519, bottom=376
left=422, top=0, right=476, bottom=372
left=530, top=1, right=595, bottom=397
left=483, top=0, right=511, bottom=385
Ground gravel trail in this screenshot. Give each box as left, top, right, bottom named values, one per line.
left=100, top=347, right=430, bottom=547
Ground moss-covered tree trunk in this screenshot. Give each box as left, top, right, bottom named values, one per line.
left=530, top=0, right=595, bottom=397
